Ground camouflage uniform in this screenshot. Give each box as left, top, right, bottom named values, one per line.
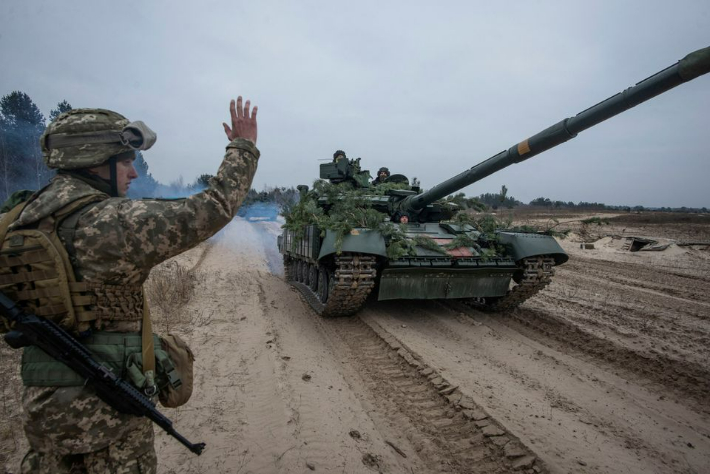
left=11, top=119, right=259, bottom=472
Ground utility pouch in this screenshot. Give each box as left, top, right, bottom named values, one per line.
left=122, top=334, right=191, bottom=405
left=21, top=332, right=159, bottom=387
left=157, top=333, right=195, bottom=408
left=21, top=331, right=191, bottom=403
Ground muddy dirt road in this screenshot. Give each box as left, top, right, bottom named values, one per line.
left=2, top=213, right=709, bottom=473
left=153, top=215, right=709, bottom=474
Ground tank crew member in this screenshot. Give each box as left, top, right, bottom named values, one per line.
left=333, top=149, right=346, bottom=163
left=391, top=211, right=410, bottom=224
left=372, top=166, right=390, bottom=185
left=2, top=96, right=259, bottom=473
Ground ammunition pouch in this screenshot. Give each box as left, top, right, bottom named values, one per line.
left=157, top=333, right=195, bottom=408
left=20, top=331, right=185, bottom=398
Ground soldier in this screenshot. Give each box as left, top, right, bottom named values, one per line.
left=372, top=166, right=390, bottom=185
left=332, top=149, right=346, bottom=163
left=4, top=96, right=259, bottom=473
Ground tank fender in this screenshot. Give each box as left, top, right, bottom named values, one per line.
left=318, top=229, right=387, bottom=260
left=497, top=232, right=569, bottom=265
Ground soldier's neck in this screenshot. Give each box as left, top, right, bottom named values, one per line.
left=59, top=170, right=115, bottom=197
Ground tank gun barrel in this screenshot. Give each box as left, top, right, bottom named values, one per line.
left=403, top=46, right=710, bottom=213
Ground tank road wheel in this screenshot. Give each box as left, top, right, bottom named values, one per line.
left=317, top=266, right=329, bottom=303
left=301, top=260, right=309, bottom=285
left=298, top=260, right=306, bottom=283
left=303, top=261, right=311, bottom=287
left=293, top=260, right=300, bottom=282
left=301, top=262, right=308, bottom=286
left=292, top=261, right=300, bottom=281
left=308, top=263, right=319, bottom=291
left=302, top=261, right=310, bottom=284
left=283, top=256, right=293, bottom=280
left=288, top=254, right=376, bottom=318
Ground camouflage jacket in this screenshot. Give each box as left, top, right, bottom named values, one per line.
left=14, top=137, right=259, bottom=455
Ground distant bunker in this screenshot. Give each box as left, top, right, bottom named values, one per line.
left=623, top=237, right=661, bottom=252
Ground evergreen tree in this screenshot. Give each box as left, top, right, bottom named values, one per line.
left=476, top=186, right=520, bottom=209
left=193, top=174, right=214, bottom=190
left=49, top=100, right=73, bottom=121
left=529, top=197, right=552, bottom=207
left=0, top=91, right=48, bottom=202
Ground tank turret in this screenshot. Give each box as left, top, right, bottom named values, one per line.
left=278, top=46, right=710, bottom=318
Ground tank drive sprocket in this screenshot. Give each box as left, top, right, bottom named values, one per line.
left=465, top=256, right=555, bottom=312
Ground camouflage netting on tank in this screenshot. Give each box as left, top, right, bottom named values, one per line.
left=281, top=180, right=568, bottom=260
left=281, top=180, right=570, bottom=260
left=282, top=180, right=410, bottom=259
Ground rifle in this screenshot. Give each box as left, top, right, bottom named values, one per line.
left=0, top=292, right=205, bottom=456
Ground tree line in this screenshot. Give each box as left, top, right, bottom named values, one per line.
left=0, top=91, right=70, bottom=203
left=0, top=90, right=164, bottom=204
left=1, top=90, right=705, bottom=214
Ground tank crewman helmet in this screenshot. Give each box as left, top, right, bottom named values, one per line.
left=41, top=108, right=157, bottom=170
left=377, top=167, right=390, bottom=178
left=333, top=150, right=346, bottom=162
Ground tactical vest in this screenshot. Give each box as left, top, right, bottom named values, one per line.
left=0, top=195, right=161, bottom=390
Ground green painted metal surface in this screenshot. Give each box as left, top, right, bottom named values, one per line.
left=318, top=228, right=388, bottom=260
left=378, top=267, right=513, bottom=300
left=498, top=232, right=568, bottom=265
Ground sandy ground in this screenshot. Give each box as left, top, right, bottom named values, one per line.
left=2, top=211, right=709, bottom=473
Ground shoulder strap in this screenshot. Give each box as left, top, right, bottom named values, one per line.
left=141, top=289, right=156, bottom=391
left=55, top=195, right=106, bottom=266
left=0, top=202, right=29, bottom=245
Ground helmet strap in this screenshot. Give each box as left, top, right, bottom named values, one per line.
left=108, top=155, right=119, bottom=197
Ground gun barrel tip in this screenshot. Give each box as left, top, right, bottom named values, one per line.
left=193, top=443, right=207, bottom=455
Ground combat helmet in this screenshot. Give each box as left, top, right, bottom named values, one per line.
left=333, top=150, right=346, bottom=162
left=41, top=108, right=157, bottom=170
left=377, top=167, right=390, bottom=177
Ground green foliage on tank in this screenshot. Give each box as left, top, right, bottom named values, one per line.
left=279, top=151, right=562, bottom=263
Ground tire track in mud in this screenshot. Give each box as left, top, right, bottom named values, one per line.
left=505, top=306, right=710, bottom=414
left=372, top=300, right=708, bottom=473
left=555, top=269, right=710, bottom=322
left=536, top=289, right=710, bottom=362
left=562, top=257, right=710, bottom=305
left=319, top=315, right=545, bottom=474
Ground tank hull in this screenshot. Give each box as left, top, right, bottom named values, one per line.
left=277, top=224, right=566, bottom=315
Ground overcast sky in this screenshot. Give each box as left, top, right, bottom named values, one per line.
left=1, top=1, right=708, bottom=207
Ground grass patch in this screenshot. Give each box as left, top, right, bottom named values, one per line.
left=145, top=261, right=197, bottom=333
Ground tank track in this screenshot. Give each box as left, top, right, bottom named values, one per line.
left=466, top=256, right=556, bottom=312
left=284, top=253, right=376, bottom=317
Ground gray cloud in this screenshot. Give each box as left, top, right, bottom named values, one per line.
left=1, top=0, right=708, bottom=207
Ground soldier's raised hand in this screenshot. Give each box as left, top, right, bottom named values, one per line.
left=223, top=96, right=258, bottom=145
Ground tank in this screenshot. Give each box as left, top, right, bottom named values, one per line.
left=278, top=46, right=710, bottom=317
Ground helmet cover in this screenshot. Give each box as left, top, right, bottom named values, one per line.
left=41, top=108, right=133, bottom=170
